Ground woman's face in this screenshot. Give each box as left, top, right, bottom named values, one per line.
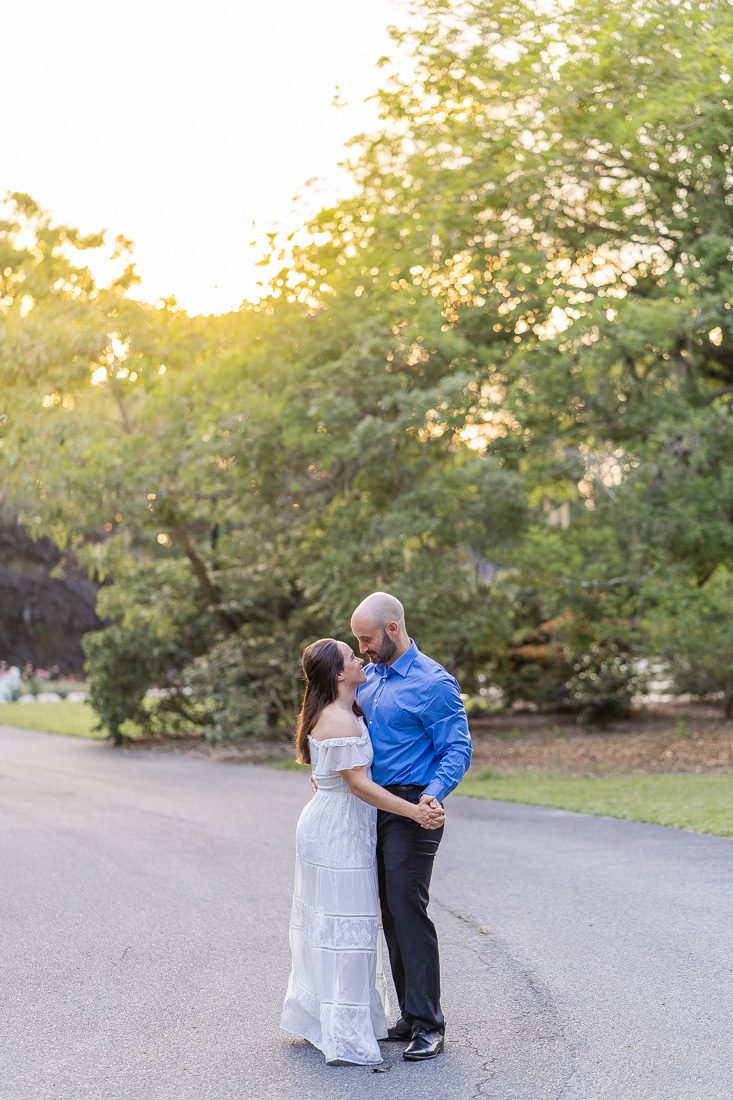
left=338, top=642, right=367, bottom=688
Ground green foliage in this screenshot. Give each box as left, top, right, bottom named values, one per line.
left=185, top=630, right=298, bottom=742
left=646, top=567, right=733, bottom=717
left=566, top=643, right=647, bottom=726
left=4, top=0, right=733, bottom=733
left=82, top=558, right=219, bottom=741
left=83, top=623, right=152, bottom=744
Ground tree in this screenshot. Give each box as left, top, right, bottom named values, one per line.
left=646, top=566, right=733, bottom=718
left=5, top=0, right=733, bottom=734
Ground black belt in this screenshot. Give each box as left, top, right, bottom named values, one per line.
left=384, top=783, right=424, bottom=794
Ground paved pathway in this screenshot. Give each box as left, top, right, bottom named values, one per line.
left=1, top=725, right=731, bottom=1099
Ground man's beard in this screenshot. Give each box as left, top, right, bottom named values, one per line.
left=373, top=632, right=398, bottom=665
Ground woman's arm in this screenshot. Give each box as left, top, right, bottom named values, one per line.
left=341, top=767, right=445, bottom=828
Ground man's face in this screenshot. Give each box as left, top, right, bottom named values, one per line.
left=351, top=617, right=398, bottom=665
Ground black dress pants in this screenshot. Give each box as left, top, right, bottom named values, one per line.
left=377, top=784, right=445, bottom=1034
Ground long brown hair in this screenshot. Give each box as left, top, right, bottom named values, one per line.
left=294, top=638, right=345, bottom=765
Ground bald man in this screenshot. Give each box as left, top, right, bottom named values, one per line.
left=351, top=591, right=472, bottom=1061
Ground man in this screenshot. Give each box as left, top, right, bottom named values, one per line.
left=351, top=591, right=472, bottom=1062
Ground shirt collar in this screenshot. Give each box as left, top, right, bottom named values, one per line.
left=375, top=639, right=419, bottom=678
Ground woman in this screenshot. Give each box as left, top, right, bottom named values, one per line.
left=280, top=638, right=444, bottom=1066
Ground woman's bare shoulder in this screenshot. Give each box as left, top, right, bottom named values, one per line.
left=310, top=707, right=363, bottom=742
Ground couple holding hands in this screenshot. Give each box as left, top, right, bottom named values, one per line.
left=280, top=591, right=472, bottom=1066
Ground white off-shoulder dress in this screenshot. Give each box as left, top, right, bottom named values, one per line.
left=280, top=718, right=389, bottom=1065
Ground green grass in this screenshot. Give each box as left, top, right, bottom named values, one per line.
left=0, top=701, right=143, bottom=740
left=459, top=769, right=733, bottom=838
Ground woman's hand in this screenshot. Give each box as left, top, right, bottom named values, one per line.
left=413, top=796, right=445, bottom=830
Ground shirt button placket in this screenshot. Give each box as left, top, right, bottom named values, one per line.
left=374, top=673, right=388, bottom=714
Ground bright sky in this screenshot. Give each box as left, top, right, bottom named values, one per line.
left=4, top=0, right=405, bottom=315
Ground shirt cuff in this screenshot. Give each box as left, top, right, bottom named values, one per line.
left=422, top=781, right=444, bottom=801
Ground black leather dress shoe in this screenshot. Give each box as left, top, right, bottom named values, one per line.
left=383, top=1017, right=413, bottom=1041
left=402, top=1028, right=445, bottom=1060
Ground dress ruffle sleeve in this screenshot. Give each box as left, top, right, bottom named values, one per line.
left=312, top=731, right=371, bottom=775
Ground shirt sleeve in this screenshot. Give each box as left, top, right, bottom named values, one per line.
left=313, top=734, right=371, bottom=775
left=419, top=675, right=472, bottom=801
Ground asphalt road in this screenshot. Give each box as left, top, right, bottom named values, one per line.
left=1, top=725, right=731, bottom=1100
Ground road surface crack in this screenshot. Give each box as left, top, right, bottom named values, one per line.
left=435, top=897, right=579, bottom=1099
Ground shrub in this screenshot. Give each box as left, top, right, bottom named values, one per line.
left=646, top=567, right=733, bottom=717
left=565, top=643, right=647, bottom=725
left=83, top=562, right=217, bottom=743
left=84, top=623, right=153, bottom=743
left=184, top=627, right=302, bottom=743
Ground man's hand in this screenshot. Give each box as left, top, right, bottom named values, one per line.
left=418, top=793, right=445, bottom=830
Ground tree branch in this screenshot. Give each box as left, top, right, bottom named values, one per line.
left=170, top=519, right=240, bottom=633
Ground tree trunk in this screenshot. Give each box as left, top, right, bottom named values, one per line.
left=170, top=520, right=240, bottom=634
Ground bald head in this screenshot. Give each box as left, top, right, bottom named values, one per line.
left=351, top=591, right=405, bottom=630
left=351, top=591, right=409, bottom=666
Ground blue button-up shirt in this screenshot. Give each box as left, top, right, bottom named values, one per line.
left=357, top=640, right=472, bottom=801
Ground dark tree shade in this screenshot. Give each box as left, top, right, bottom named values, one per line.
left=0, top=512, right=99, bottom=673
